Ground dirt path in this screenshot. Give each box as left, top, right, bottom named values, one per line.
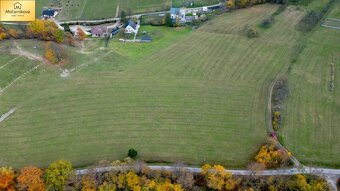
left=11, top=41, right=48, bottom=63
left=267, top=77, right=302, bottom=167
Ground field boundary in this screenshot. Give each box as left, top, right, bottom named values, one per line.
left=267, top=76, right=302, bottom=167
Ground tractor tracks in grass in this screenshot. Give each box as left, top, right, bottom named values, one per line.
left=0, top=56, right=21, bottom=71
left=0, top=108, right=17, bottom=123
left=69, top=50, right=113, bottom=73
left=0, top=65, right=40, bottom=95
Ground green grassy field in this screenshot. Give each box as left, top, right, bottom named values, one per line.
left=0, top=4, right=307, bottom=168
left=280, top=0, right=340, bottom=167
left=35, top=0, right=219, bottom=21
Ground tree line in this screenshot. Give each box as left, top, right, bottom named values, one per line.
left=0, top=157, right=330, bottom=191
left=0, top=20, right=87, bottom=65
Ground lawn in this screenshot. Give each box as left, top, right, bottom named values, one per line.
left=0, top=4, right=307, bottom=168
left=280, top=0, right=340, bottom=167
left=36, top=0, right=220, bottom=21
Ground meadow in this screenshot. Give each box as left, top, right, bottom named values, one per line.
left=35, top=0, right=219, bottom=21
left=0, top=4, right=311, bottom=168
left=280, top=0, right=340, bottom=167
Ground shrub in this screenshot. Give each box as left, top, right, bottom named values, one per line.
left=247, top=27, right=258, bottom=38
left=128, top=148, right=138, bottom=159
left=260, top=17, right=274, bottom=28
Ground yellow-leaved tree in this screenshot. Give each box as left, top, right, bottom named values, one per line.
left=201, top=164, right=233, bottom=191
left=45, top=160, right=73, bottom=191
left=0, top=167, right=15, bottom=191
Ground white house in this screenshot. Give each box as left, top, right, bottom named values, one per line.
left=170, top=8, right=186, bottom=24
left=125, top=20, right=139, bottom=34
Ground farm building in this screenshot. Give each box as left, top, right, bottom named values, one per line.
left=110, top=28, right=120, bottom=37
left=91, top=26, right=108, bottom=38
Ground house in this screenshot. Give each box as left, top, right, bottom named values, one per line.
left=125, top=20, right=139, bottom=34
left=42, top=8, right=58, bottom=19
left=91, top=26, right=108, bottom=38
left=170, top=8, right=186, bottom=24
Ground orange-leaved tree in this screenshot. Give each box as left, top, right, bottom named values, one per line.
left=45, top=42, right=57, bottom=64
left=77, top=28, right=87, bottom=41
left=81, top=175, right=96, bottom=191
left=8, top=28, right=19, bottom=39
left=18, top=166, right=45, bottom=191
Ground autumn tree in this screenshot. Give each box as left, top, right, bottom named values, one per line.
left=45, top=160, right=73, bottom=191
left=254, top=138, right=288, bottom=168
left=0, top=32, right=7, bottom=40
left=0, top=25, right=7, bottom=40
left=27, top=19, right=65, bottom=43
left=126, top=171, right=142, bottom=191
left=53, top=29, right=65, bottom=43
left=8, top=28, right=19, bottom=39
left=18, top=166, right=45, bottom=191
left=45, top=42, right=57, bottom=64
left=77, top=28, right=87, bottom=41
left=0, top=167, right=15, bottom=191
left=81, top=175, right=96, bottom=191
left=65, top=32, right=76, bottom=46
left=28, top=19, right=47, bottom=37
left=240, top=0, right=248, bottom=8
left=98, top=181, right=116, bottom=191
left=227, top=0, right=235, bottom=9
left=201, top=164, right=233, bottom=191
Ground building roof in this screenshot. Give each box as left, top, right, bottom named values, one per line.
left=170, top=8, right=180, bottom=15
left=126, top=20, right=137, bottom=30
left=111, top=28, right=120, bottom=35
left=91, top=26, right=108, bottom=35
left=141, top=35, right=152, bottom=41
left=42, top=8, right=56, bottom=16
